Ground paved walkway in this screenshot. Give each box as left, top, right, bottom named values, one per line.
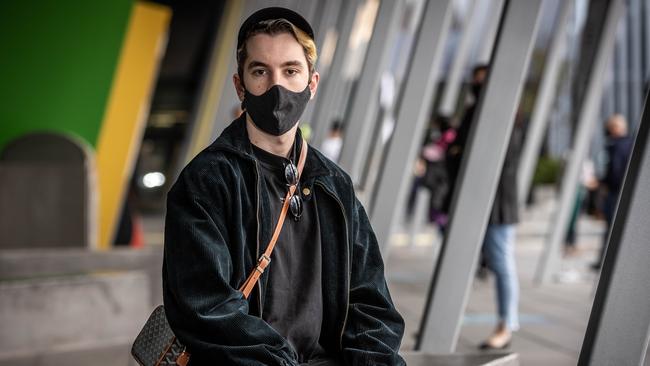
left=385, top=190, right=608, bottom=365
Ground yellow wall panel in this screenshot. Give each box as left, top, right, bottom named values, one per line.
left=96, top=2, right=171, bottom=249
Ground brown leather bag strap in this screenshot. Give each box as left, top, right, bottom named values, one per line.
left=238, top=138, right=308, bottom=298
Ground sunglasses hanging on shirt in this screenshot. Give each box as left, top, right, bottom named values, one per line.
left=283, top=140, right=303, bottom=221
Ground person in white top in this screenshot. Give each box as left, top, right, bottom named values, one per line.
left=321, top=121, right=343, bottom=163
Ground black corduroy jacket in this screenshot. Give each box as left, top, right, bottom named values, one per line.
left=162, top=115, right=405, bottom=365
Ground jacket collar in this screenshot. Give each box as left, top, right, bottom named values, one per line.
left=210, top=114, right=336, bottom=180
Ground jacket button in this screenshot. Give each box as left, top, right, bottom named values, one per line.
left=302, top=187, right=311, bottom=196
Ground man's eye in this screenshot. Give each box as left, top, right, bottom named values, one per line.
left=252, top=69, right=266, bottom=76
left=286, top=69, right=298, bottom=76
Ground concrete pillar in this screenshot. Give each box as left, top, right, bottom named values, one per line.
left=475, top=0, right=505, bottom=65
left=301, top=0, right=343, bottom=127
left=437, top=0, right=480, bottom=117
left=578, top=84, right=650, bottom=366
left=535, top=0, right=624, bottom=284
left=309, top=0, right=362, bottom=147
left=338, top=0, right=404, bottom=184
left=614, top=20, right=629, bottom=120
left=415, top=0, right=544, bottom=352
left=517, top=0, right=573, bottom=206
left=627, top=0, right=643, bottom=130
left=369, top=0, right=454, bottom=254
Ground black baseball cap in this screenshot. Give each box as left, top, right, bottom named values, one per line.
left=237, top=7, right=315, bottom=51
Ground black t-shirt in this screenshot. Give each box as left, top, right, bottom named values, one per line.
left=251, top=143, right=325, bottom=362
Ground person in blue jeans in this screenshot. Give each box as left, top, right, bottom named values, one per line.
left=480, top=224, right=520, bottom=349
left=449, top=65, right=521, bottom=349
left=479, top=123, right=522, bottom=350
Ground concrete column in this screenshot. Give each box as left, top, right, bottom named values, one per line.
left=614, top=20, right=629, bottom=120
left=311, top=0, right=340, bottom=50
left=359, top=94, right=395, bottom=200
left=476, top=0, right=505, bottom=65
left=628, top=0, right=643, bottom=130
left=309, top=0, right=362, bottom=147
left=517, top=0, right=573, bottom=206
left=415, top=0, right=544, bottom=352
left=602, top=62, right=616, bottom=124
left=644, top=0, right=650, bottom=82
left=408, top=189, right=431, bottom=247
left=301, top=0, right=343, bottom=128
left=578, top=84, right=650, bottom=366
left=206, top=0, right=269, bottom=142
left=535, top=0, right=624, bottom=284
left=369, top=0, right=454, bottom=253
left=293, top=0, right=318, bottom=25
left=338, top=0, right=404, bottom=184
left=437, top=0, right=479, bottom=117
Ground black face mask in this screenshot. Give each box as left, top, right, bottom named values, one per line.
left=243, top=84, right=311, bottom=136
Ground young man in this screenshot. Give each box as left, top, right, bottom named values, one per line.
left=163, top=7, right=405, bottom=365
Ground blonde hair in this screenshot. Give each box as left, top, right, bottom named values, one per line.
left=237, top=18, right=317, bottom=81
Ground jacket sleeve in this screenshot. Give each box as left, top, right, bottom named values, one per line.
left=341, top=197, right=406, bottom=366
left=162, top=167, right=299, bottom=366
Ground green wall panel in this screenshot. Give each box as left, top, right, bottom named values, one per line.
left=0, top=0, right=133, bottom=150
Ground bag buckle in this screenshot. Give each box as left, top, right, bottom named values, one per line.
left=255, top=254, right=271, bottom=273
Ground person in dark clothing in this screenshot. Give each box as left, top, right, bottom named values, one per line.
left=445, top=65, right=490, bottom=278
left=478, top=122, right=523, bottom=351
left=592, top=114, right=634, bottom=270
left=162, top=7, right=405, bottom=365
left=445, top=64, right=489, bottom=202
left=408, top=117, right=455, bottom=230
left=447, top=64, right=521, bottom=349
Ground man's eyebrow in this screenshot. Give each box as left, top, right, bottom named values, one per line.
left=247, top=61, right=268, bottom=69
left=246, top=60, right=305, bottom=69
left=281, top=60, right=304, bottom=68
